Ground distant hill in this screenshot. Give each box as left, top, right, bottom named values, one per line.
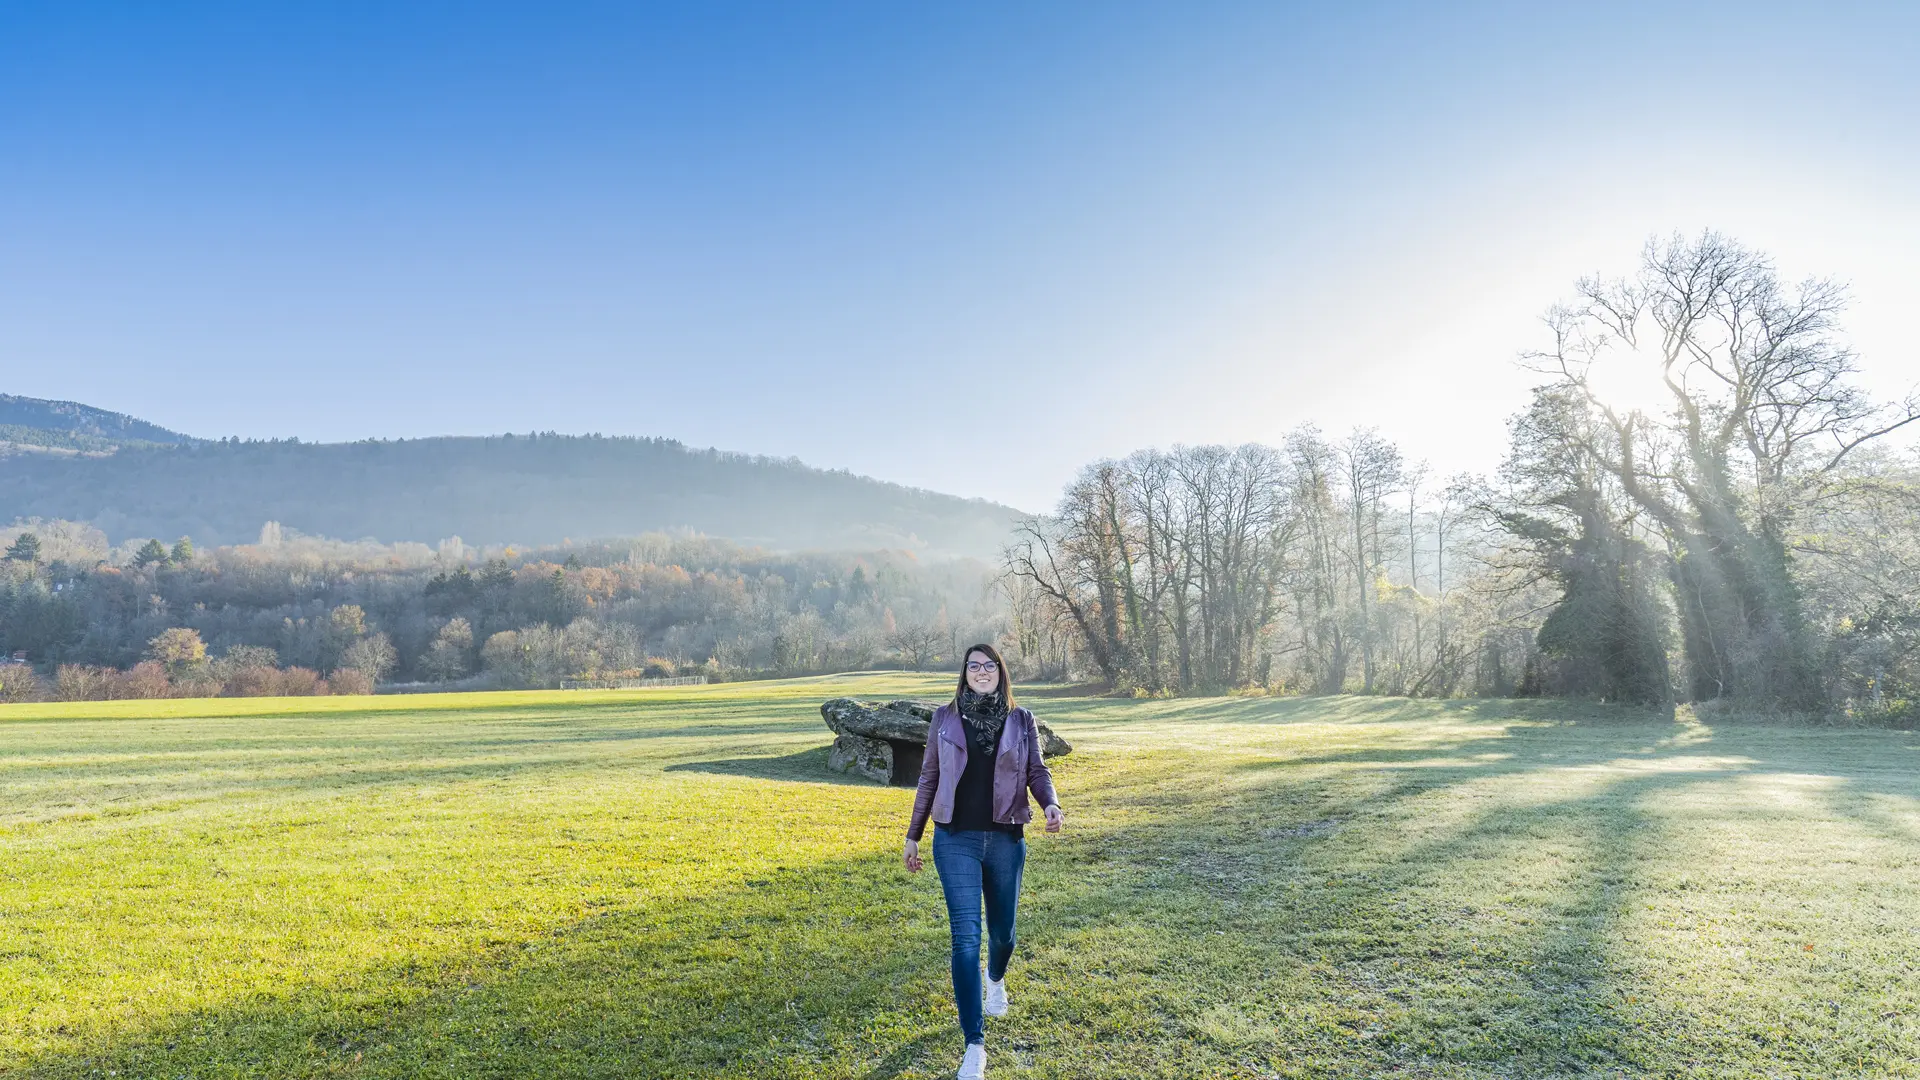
left=0, top=395, right=197, bottom=450
left=0, top=415, right=1023, bottom=559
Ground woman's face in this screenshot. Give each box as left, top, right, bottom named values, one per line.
left=965, top=651, right=999, bottom=695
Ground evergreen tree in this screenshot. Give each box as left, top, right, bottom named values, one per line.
left=5, top=532, right=40, bottom=564
left=170, top=536, right=195, bottom=563
left=133, top=539, right=170, bottom=568
left=1495, top=387, right=1671, bottom=705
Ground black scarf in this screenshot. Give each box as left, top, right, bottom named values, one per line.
left=958, top=686, right=1009, bottom=755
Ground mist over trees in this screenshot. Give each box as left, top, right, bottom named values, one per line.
left=1003, top=232, right=1920, bottom=718
left=1518, top=232, right=1920, bottom=709
left=0, top=523, right=1001, bottom=699
left=1489, top=386, right=1672, bottom=705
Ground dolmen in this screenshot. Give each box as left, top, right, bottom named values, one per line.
left=820, top=697, right=1072, bottom=786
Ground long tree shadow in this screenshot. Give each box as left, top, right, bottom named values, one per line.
left=665, top=746, right=882, bottom=787
left=1015, top=683, right=1113, bottom=699
left=0, top=721, right=833, bottom=822
left=1049, top=693, right=1674, bottom=729
left=2, top=755, right=646, bottom=827
left=0, top=693, right=762, bottom=730
left=13, top=710, right=1912, bottom=1078
left=1069, top=762, right=1719, bottom=1074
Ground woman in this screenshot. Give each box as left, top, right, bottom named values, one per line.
left=904, top=643, right=1064, bottom=1079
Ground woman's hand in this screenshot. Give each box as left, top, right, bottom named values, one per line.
left=1044, top=804, right=1065, bottom=833
left=903, top=838, right=923, bottom=872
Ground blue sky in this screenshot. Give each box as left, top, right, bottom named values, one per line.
left=3, top=2, right=1916, bottom=511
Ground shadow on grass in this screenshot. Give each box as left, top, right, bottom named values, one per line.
left=664, top=746, right=881, bottom=788
left=0, top=741, right=859, bottom=835
left=1017, top=683, right=1113, bottom=699
left=1045, top=693, right=1678, bottom=732
left=16, top=709, right=1915, bottom=1078
left=0, top=692, right=833, bottom=734
left=427, top=719, right=818, bottom=746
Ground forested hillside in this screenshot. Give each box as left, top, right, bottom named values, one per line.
left=0, top=430, right=1021, bottom=559
left=0, top=394, right=196, bottom=450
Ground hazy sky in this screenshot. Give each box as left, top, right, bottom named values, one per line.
left=3, top=2, right=1916, bottom=511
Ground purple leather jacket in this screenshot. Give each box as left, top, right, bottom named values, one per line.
left=907, top=703, right=1059, bottom=841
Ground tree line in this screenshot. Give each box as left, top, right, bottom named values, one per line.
left=0, top=524, right=1001, bottom=701
left=1002, top=232, right=1920, bottom=719
left=1002, top=434, right=1519, bottom=697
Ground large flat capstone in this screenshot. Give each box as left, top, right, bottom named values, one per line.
left=819, top=697, right=1071, bottom=786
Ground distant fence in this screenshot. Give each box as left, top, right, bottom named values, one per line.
left=559, top=675, right=709, bottom=690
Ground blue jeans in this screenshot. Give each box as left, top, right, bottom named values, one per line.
left=932, top=825, right=1026, bottom=1045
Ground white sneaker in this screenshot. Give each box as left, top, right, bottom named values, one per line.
left=983, top=976, right=1008, bottom=1017
left=958, top=1042, right=987, bottom=1078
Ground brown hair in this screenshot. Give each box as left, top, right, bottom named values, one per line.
left=953, top=642, right=1014, bottom=711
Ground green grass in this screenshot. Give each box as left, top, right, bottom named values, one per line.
left=2, top=677, right=1917, bottom=1078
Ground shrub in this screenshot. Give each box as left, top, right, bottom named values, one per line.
left=275, top=667, right=327, bottom=696
left=170, top=670, right=223, bottom=700
left=0, top=666, right=44, bottom=703
left=54, top=665, right=110, bottom=701
left=222, top=665, right=282, bottom=697
left=120, top=661, right=172, bottom=700
left=43, top=658, right=373, bottom=701
left=212, top=645, right=279, bottom=683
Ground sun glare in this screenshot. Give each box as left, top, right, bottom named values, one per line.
left=1583, top=334, right=1686, bottom=421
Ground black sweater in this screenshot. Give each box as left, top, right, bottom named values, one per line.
left=948, top=734, right=1022, bottom=836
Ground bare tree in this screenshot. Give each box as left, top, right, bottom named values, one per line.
left=1339, top=431, right=1403, bottom=693
left=1282, top=430, right=1352, bottom=692
left=1434, top=473, right=1480, bottom=600
left=884, top=622, right=943, bottom=671
left=1004, top=513, right=1122, bottom=684
left=1005, top=444, right=1291, bottom=693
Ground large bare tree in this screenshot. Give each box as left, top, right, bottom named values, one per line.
left=1530, top=231, right=1918, bottom=705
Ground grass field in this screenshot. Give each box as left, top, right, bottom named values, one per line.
left=2, top=676, right=1917, bottom=1079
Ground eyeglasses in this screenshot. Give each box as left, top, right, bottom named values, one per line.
left=966, top=661, right=999, bottom=673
